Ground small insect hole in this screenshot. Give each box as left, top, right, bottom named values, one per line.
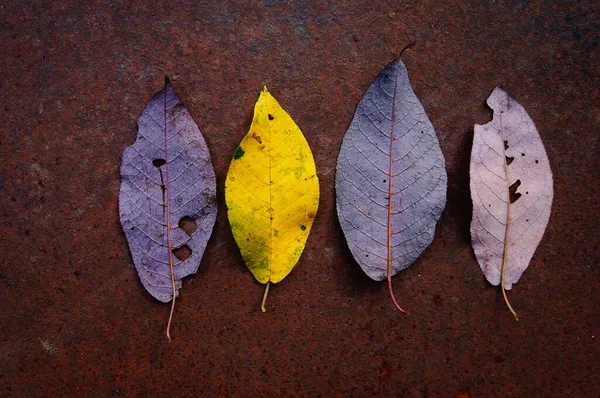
left=504, top=141, right=509, bottom=150
left=300, top=225, right=307, bottom=231
left=509, top=179, right=522, bottom=204
left=178, top=216, right=197, bottom=236
left=535, top=160, right=539, bottom=164
left=152, top=158, right=166, bottom=167
left=521, top=153, right=525, bottom=157
left=268, top=114, right=274, bottom=120
left=383, top=179, right=387, bottom=183
left=506, top=156, right=514, bottom=165
left=172, top=245, right=192, bottom=261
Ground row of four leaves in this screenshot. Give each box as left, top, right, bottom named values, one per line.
left=119, top=48, right=553, bottom=341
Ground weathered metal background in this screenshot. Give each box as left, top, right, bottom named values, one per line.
left=1, top=1, right=598, bottom=396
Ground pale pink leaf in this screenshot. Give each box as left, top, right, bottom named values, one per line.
left=470, top=88, right=553, bottom=298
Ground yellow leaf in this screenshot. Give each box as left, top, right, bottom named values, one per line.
left=225, top=87, right=319, bottom=302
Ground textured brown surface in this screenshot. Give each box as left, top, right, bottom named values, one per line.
left=1, top=1, right=599, bottom=396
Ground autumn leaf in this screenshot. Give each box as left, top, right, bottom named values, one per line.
left=335, top=48, right=447, bottom=313
left=225, top=87, right=319, bottom=312
left=470, top=87, right=553, bottom=320
left=119, top=78, right=217, bottom=340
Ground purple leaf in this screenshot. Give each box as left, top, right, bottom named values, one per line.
left=335, top=58, right=447, bottom=312
left=119, top=79, right=217, bottom=340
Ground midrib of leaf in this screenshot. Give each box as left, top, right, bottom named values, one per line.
left=262, top=88, right=273, bottom=312
left=500, top=113, right=520, bottom=321
left=386, top=64, right=407, bottom=314
left=163, top=83, right=178, bottom=340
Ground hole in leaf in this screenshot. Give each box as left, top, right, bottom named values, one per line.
left=178, top=216, right=197, bottom=236
left=268, top=114, right=274, bottom=120
left=300, top=225, right=307, bottom=231
left=509, top=179, right=522, bottom=204
left=152, top=158, right=166, bottom=167
left=535, top=160, right=539, bottom=164
left=521, top=153, right=525, bottom=157
left=506, top=156, right=514, bottom=165
left=172, top=245, right=192, bottom=261
left=504, top=140, right=509, bottom=150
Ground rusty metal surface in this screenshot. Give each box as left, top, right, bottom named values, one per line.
left=1, top=1, right=598, bottom=396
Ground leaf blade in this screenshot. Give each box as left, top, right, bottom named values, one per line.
left=225, top=87, right=319, bottom=289
left=119, top=80, right=217, bottom=336
left=470, top=88, right=553, bottom=296
left=336, top=60, right=447, bottom=309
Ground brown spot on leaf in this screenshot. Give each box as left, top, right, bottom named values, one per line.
left=251, top=132, right=262, bottom=144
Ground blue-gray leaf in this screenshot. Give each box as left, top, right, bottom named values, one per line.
left=335, top=59, right=447, bottom=311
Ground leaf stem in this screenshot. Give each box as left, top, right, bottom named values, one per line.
left=261, top=281, right=270, bottom=313
left=388, top=274, right=407, bottom=314
left=166, top=289, right=176, bottom=342
left=501, top=280, right=519, bottom=321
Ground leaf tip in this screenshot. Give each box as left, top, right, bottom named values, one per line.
left=262, top=85, right=269, bottom=93
left=164, top=75, right=172, bottom=87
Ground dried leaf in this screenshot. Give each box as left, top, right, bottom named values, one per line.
left=119, top=79, right=217, bottom=339
left=470, top=88, right=553, bottom=320
left=225, top=87, right=319, bottom=312
left=335, top=57, right=447, bottom=312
